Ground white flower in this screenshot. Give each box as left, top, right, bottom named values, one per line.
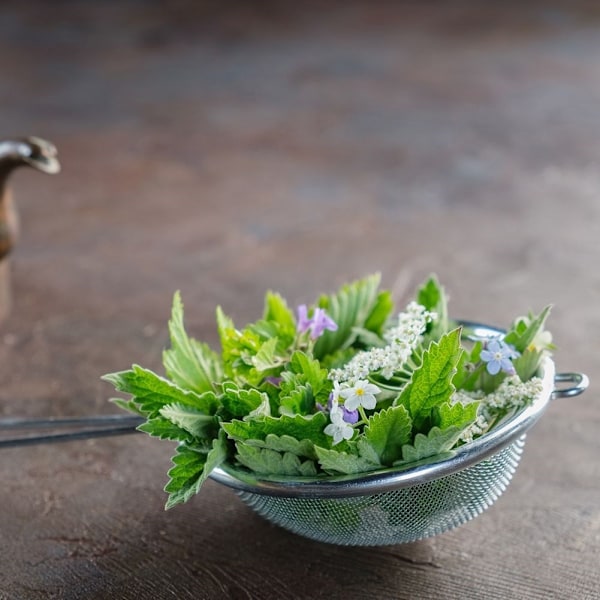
left=340, top=380, right=381, bottom=411
left=324, top=405, right=355, bottom=445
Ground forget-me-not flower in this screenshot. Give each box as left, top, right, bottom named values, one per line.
left=480, top=339, right=519, bottom=375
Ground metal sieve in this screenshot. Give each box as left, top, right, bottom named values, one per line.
left=210, top=323, right=589, bottom=546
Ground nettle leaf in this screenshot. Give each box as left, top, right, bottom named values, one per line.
left=504, top=305, right=552, bottom=354
left=434, top=400, right=478, bottom=431
left=159, top=403, right=218, bottom=439
left=235, top=443, right=317, bottom=477
left=251, top=337, right=282, bottom=372
left=102, top=365, right=219, bottom=418
left=278, top=382, right=314, bottom=416
left=313, top=274, right=382, bottom=359
left=398, top=426, right=463, bottom=465
left=396, top=328, right=462, bottom=428
left=314, top=441, right=381, bottom=475
left=220, top=382, right=270, bottom=418
left=244, top=433, right=319, bottom=460
left=165, top=432, right=228, bottom=509
left=288, top=351, right=329, bottom=394
left=363, top=405, right=413, bottom=466
left=417, top=275, right=449, bottom=338
left=137, top=416, right=193, bottom=442
left=222, top=412, right=330, bottom=447
left=163, top=292, right=223, bottom=394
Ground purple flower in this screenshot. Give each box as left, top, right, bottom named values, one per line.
left=264, top=376, right=282, bottom=387
left=480, top=339, right=519, bottom=375
left=341, top=406, right=359, bottom=424
left=296, top=305, right=338, bottom=340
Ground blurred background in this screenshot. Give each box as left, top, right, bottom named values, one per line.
left=0, top=1, right=598, bottom=598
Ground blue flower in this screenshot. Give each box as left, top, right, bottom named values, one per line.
left=480, top=339, right=519, bottom=375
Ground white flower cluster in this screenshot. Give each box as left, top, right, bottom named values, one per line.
left=329, top=302, right=436, bottom=384
left=451, top=375, right=544, bottom=443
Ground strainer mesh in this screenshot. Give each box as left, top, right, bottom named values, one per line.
left=235, top=436, right=526, bottom=545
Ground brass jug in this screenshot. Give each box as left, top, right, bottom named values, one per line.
left=0, top=137, right=60, bottom=323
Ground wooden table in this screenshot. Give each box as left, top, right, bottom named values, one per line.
left=0, top=1, right=598, bottom=598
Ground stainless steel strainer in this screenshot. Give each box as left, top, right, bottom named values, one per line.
left=210, top=328, right=589, bottom=546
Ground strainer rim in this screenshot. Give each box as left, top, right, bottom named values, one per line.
left=210, top=352, right=555, bottom=499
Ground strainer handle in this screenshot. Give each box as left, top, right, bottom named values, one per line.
left=552, top=372, right=589, bottom=399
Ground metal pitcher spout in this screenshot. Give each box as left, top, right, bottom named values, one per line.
left=0, top=137, right=60, bottom=323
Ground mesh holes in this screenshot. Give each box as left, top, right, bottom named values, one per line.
left=236, top=436, right=526, bottom=546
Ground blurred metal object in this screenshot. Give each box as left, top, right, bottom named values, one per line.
left=0, top=137, right=60, bottom=323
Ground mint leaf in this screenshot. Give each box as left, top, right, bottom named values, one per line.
left=159, top=403, right=218, bottom=439
left=313, top=274, right=382, bottom=359
left=163, top=292, right=222, bottom=394
left=102, top=365, right=218, bottom=418
left=363, top=405, right=412, bottom=466
left=222, top=412, right=329, bottom=447
left=235, top=443, right=317, bottom=476
left=396, top=328, right=462, bottom=429
left=398, top=426, right=463, bottom=465
left=164, top=432, right=228, bottom=509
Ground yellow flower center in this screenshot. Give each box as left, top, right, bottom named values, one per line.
left=356, top=388, right=364, bottom=396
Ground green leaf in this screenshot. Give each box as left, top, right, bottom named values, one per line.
left=165, top=433, right=228, bottom=509
left=222, top=412, right=330, bottom=447
left=313, top=274, right=383, bottom=359
left=163, top=292, right=223, bottom=394
left=416, top=275, right=449, bottom=337
left=102, top=365, right=219, bottom=418
left=220, top=382, right=270, bottom=418
left=137, top=416, right=194, bottom=442
left=159, top=403, right=218, bottom=439
left=504, top=306, right=552, bottom=354
left=395, top=328, right=462, bottom=428
left=263, top=291, right=296, bottom=340
left=278, top=382, right=314, bottom=416
left=513, top=348, right=544, bottom=382
left=251, top=337, right=282, bottom=372
left=363, top=290, right=394, bottom=335
left=244, top=433, right=319, bottom=460
left=434, top=400, right=479, bottom=431
left=314, top=443, right=380, bottom=475
left=398, top=426, right=463, bottom=465
left=363, top=405, right=413, bottom=466
left=235, top=443, right=317, bottom=477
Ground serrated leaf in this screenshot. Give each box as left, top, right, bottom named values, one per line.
left=398, top=426, right=463, bottom=464
left=235, top=443, right=317, bottom=476
left=313, top=274, right=383, bottom=359
left=163, top=291, right=222, bottom=394
left=396, top=328, right=462, bottom=427
left=435, top=400, right=479, bottom=431
left=137, top=416, right=193, bottom=442
left=109, top=397, right=145, bottom=416
left=278, top=383, right=314, bottom=416
left=220, top=382, right=270, bottom=418
left=314, top=444, right=380, bottom=475
left=221, top=412, right=329, bottom=447
left=165, top=432, right=228, bottom=509
left=102, top=365, right=219, bottom=418
left=363, top=405, right=413, bottom=466
left=251, top=337, right=282, bottom=372
left=244, top=433, right=319, bottom=460
left=159, top=403, right=218, bottom=439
